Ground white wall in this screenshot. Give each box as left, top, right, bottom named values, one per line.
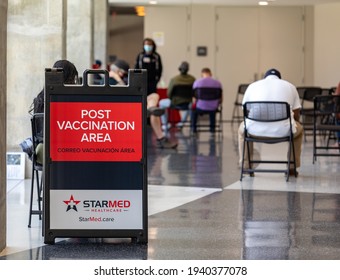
left=314, top=3, right=340, bottom=88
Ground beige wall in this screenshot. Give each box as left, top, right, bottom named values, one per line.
left=144, top=5, right=315, bottom=84
left=0, top=0, right=8, bottom=253
left=142, top=3, right=340, bottom=119
left=144, top=5, right=315, bottom=119
left=314, top=3, right=340, bottom=88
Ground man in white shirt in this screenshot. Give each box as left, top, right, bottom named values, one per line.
left=238, top=68, right=304, bottom=175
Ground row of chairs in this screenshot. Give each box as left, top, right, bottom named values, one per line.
left=166, top=84, right=223, bottom=135
left=297, top=86, right=336, bottom=141
left=313, top=95, right=340, bottom=163
left=231, top=84, right=336, bottom=136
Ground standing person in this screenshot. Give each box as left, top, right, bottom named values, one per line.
left=134, top=37, right=163, bottom=95
left=238, top=68, right=304, bottom=176
left=191, top=68, right=223, bottom=134
left=159, top=61, right=196, bottom=131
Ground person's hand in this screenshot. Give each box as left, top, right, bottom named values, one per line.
left=109, top=70, right=123, bottom=84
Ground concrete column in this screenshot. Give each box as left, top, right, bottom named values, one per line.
left=94, top=0, right=108, bottom=68
left=67, top=0, right=93, bottom=75
left=7, top=0, right=63, bottom=176
left=0, top=0, right=8, bottom=253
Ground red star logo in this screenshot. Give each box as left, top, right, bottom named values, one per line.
left=63, top=195, right=81, bottom=212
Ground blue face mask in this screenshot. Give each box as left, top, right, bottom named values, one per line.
left=144, top=45, right=153, bottom=53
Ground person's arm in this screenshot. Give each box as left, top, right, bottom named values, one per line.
left=134, top=53, right=141, bottom=69
left=109, top=70, right=125, bottom=85
left=167, top=79, right=174, bottom=98
left=156, top=54, right=163, bottom=83
left=293, top=108, right=300, bottom=122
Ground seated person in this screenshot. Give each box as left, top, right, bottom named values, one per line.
left=191, top=68, right=223, bottom=133
left=27, top=60, right=79, bottom=164
left=109, top=59, right=130, bottom=85
left=109, top=59, right=177, bottom=149
left=238, top=68, right=304, bottom=176
left=92, top=59, right=104, bottom=85
left=159, top=61, right=195, bottom=131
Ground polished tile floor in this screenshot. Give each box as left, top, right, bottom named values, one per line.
left=1, top=123, right=340, bottom=260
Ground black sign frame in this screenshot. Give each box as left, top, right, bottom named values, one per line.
left=43, top=69, right=148, bottom=245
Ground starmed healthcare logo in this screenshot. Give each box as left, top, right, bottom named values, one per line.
left=63, top=195, right=81, bottom=212
left=62, top=195, right=131, bottom=213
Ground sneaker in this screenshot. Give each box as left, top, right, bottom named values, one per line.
left=147, top=107, right=165, bottom=117
left=161, top=123, right=171, bottom=131
left=156, top=137, right=178, bottom=149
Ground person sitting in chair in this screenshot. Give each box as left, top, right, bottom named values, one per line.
left=238, top=68, right=304, bottom=176
left=191, top=67, right=223, bottom=134
left=109, top=59, right=177, bottom=149
left=159, top=61, right=196, bottom=131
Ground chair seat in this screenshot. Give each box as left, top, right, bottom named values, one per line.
left=245, top=135, right=291, bottom=144
left=192, top=87, right=223, bottom=135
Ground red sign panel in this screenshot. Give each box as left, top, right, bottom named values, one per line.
left=50, top=102, right=142, bottom=162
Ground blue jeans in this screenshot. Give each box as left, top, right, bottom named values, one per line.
left=159, top=98, right=191, bottom=126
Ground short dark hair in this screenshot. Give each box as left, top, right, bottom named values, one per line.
left=201, top=67, right=211, bottom=75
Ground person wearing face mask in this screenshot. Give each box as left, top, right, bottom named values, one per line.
left=134, top=37, right=163, bottom=95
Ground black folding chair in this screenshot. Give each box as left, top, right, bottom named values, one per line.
left=240, top=101, right=297, bottom=182
left=192, top=87, right=223, bottom=135
left=28, top=113, right=44, bottom=228
left=313, top=95, right=340, bottom=163
left=168, top=84, right=194, bottom=128
left=231, top=84, right=249, bottom=124
left=297, top=87, right=323, bottom=141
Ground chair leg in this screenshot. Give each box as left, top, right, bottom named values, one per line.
left=246, top=141, right=253, bottom=176
left=35, top=170, right=42, bottom=220
left=28, top=167, right=35, bottom=228
left=28, top=166, right=43, bottom=227
left=286, top=141, right=291, bottom=182
left=291, top=139, right=297, bottom=177
left=240, top=138, right=246, bottom=181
